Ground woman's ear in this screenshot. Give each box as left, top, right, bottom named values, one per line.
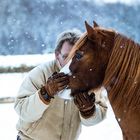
left=55, top=51, right=59, bottom=60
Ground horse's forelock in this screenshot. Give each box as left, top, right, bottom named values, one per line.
left=64, top=28, right=115, bottom=66
left=104, top=33, right=140, bottom=109
left=64, top=32, right=87, bottom=65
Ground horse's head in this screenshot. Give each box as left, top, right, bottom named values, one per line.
left=69, top=21, right=115, bottom=94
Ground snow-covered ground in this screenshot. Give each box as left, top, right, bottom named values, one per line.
left=0, top=73, right=122, bottom=140
left=0, top=54, right=55, bottom=68
left=0, top=55, right=122, bottom=140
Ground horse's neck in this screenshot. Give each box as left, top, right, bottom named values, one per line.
left=103, top=34, right=140, bottom=117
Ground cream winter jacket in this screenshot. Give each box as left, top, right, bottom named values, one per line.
left=14, top=59, right=107, bottom=140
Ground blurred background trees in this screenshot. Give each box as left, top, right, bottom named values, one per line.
left=0, top=0, right=140, bottom=55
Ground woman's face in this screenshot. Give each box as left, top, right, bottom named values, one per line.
left=56, top=41, right=73, bottom=67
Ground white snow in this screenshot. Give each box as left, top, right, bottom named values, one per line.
left=79, top=102, right=123, bottom=140
left=0, top=54, right=55, bottom=68
left=0, top=104, right=18, bottom=140
left=0, top=54, right=123, bottom=140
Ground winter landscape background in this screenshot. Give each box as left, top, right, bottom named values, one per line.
left=0, top=56, right=123, bottom=140
left=0, top=0, right=140, bottom=139
left=0, top=0, right=140, bottom=55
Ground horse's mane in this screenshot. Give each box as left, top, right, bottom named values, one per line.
left=103, top=33, right=140, bottom=111
left=65, top=27, right=115, bottom=63
left=65, top=32, right=87, bottom=64
left=66, top=28, right=140, bottom=112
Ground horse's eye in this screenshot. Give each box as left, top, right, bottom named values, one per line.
left=75, top=51, right=83, bottom=60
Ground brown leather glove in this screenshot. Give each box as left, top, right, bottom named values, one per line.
left=44, top=72, right=69, bottom=97
left=74, top=92, right=96, bottom=119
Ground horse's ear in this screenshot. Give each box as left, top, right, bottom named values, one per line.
left=85, top=21, right=102, bottom=46
left=85, top=21, right=98, bottom=40
left=93, top=21, right=99, bottom=28
left=85, top=21, right=96, bottom=37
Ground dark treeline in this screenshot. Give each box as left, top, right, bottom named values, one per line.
left=0, top=0, right=140, bottom=55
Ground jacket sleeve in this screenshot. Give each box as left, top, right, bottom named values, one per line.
left=14, top=64, right=53, bottom=123
left=79, top=87, right=108, bottom=126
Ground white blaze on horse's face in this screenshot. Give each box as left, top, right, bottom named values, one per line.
left=57, top=59, right=72, bottom=100
left=60, top=59, right=72, bottom=75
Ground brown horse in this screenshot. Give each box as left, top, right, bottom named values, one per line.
left=67, top=21, right=140, bottom=140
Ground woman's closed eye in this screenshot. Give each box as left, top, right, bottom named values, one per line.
left=62, top=54, right=68, bottom=60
